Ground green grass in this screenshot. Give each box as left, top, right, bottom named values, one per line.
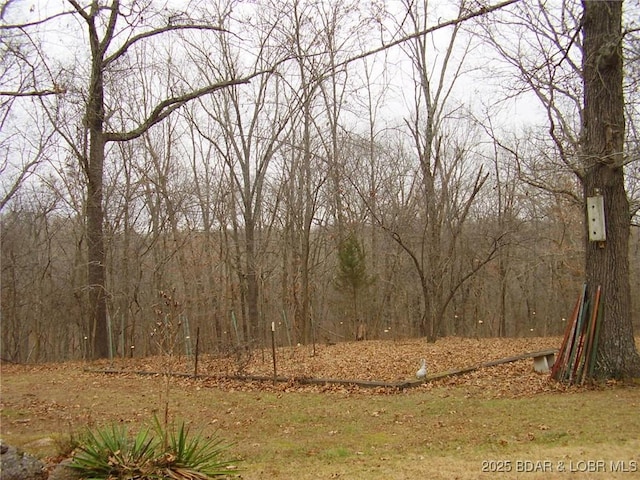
left=1, top=367, right=639, bottom=479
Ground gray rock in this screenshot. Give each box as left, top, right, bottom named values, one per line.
left=0, top=443, right=46, bottom=480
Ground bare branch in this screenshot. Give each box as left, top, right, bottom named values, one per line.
left=104, top=23, right=228, bottom=67
left=623, top=26, right=640, bottom=38
left=0, top=125, right=55, bottom=211
left=0, top=9, right=76, bottom=29
left=0, top=88, right=64, bottom=97
left=99, top=0, right=120, bottom=54
left=0, top=0, right=15, bottom=20
left=0, top=156, right=39, bottom=211
left=336, top=0, right=521, bottom=70
left=67, top=0, right=93, bottom=22
left=105, top=71, right=270, bottom=143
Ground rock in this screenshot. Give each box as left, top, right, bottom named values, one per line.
left=0, top=443, right=46, bottom=480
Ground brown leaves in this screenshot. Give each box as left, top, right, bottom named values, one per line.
left=70, top=336, right=576, bottom=397
left=4, top=336, right=600, bottom=398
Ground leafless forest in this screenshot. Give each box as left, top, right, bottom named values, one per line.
left=1, top=0, right=639, bottom=363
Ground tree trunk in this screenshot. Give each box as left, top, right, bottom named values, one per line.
left=581, top=0, right=640, bottom=378
left=244, top=214, right=261, bottom=342
left=86, top=16, right=109, bottom=360
left=87, top=127, right=109, bottom=359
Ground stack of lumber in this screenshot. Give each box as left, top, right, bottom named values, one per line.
left=551, top=284, right=603, bottom=385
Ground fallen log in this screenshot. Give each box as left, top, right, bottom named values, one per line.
left=84, top=348, right=557, bottom=391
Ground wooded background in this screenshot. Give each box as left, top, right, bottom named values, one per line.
left=1, top=0, right=639, bottom=363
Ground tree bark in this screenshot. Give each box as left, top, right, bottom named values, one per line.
left=86, top=124, right=109, bottom=359
left=581, top=0, right=640, bottom=378
left=83, top=1, right=112, bottom=360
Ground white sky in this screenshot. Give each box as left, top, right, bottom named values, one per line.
left=0, top=0, right=577, bottom=209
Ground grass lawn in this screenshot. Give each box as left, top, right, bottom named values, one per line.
left=1, top=339, right=639, bottom=479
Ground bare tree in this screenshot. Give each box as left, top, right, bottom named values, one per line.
left=480, top=0, right=640, bottom=377
left=275, top=0, right=329, bottom=345
left=279, top=0, right=369, bottom=343
left=4, top=0, right=619, bottom=361
left=386, top=0, right=496, bottom=340
left=5, top=1, right=270, bottom=358
left=187, top=10, right=294, bottom=343
left=581, top=0, right=640, bottom=377
left=0, top=19, right=58, bottom=211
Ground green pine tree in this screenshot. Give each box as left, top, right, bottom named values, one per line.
left=336, top=234, right=370, bottom=339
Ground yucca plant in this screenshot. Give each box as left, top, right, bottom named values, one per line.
left=154, top=417, right=237, bottom=480
left=69, top=423, right=157, bottom=479
left=68, top=418, right=237, bottom=480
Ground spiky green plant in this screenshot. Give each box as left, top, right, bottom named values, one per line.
left=68, top=418, right=237, bottom=480
left=154, top=417, right=237, bottom=479
left=69, top=424, right=156, bottom=479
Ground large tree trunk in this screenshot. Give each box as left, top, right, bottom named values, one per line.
left=85, top=12, right=109, bottom=360
left=581, top=0, right=640, bottom=378
left=87, top=128, right=109, bottom=359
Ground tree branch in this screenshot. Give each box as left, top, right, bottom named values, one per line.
left=99, top=0, right=120, bottom=55
left=0, top=157, right=39, bottom=211
left=104, top=23, right=228, bottom=67
left=67, top=0, right=93, bottom=23
left=336, top=0, right=521, bottom=70
left=0, top=87, right=64, bottom=97
left=0, top=9, right=75, bottom=29
left=104, top=71, right=270, bottom=143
